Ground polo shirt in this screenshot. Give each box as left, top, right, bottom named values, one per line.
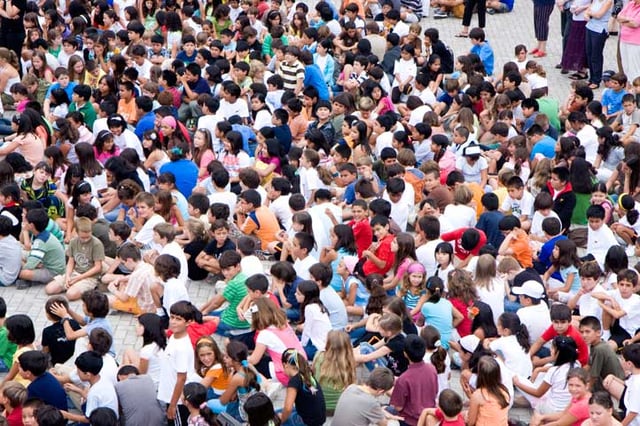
left=541, top=324, right=589, bottom=366
left=390, top=362, right=438, bottom=425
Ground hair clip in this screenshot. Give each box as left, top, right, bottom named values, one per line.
left=241, top=360, right=249, bottom=367
left=434, top=340, right=442, bottom=348
left=199, top=402, right=207, bottom=409
left=170, top=147, right=183, bottom=155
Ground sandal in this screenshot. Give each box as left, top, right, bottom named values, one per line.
left=530, top=48, right=540, bottom=55
left=569, top=72, right=588, bottom=80
left=588, top=83, right=600, bottom=89
left=454, top=32, right=469, bottom=37
left=533, top=51, right=546, bottom=58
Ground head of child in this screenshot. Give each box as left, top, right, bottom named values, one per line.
left=378, top=312, right=402, bottom=340
left=87, top=328, right=112, bottom=357
left=154, top=253, right=181, bottom=282
left=497, top=312, right=530, bottom=351
left=309, top=263, right=332, bottom=290
left=195, top=336, right=224, bottom=374
left=616, top=268, right=639, bottom=299
left=74, top=217, right=93, bottom=243
left=578, top=261, right=602, bottom=294
left=182, top=382, right=216, bottom=422
left=238, top=189, right=261, bottom=214
left=44, top=296, right=71, bottom=323
left=237, top=236, right=256, bottom=259
left=219, top=250, right=242, bottom=282
left=270, top=261, right=297, bottom=288
left=437, top=389, right=463, bottom=420
left=586, top=204, right=606, bottom=231
left=210, top=219, right=230, bottom=246
left=134, top=192, right=156, bottom=220
left=152, top=222, right=175, bottom=248
left=370, top=215, right=390, bottom=242
left=21, top=398, right=42, bottom=426
left=588, top=391, right=617, bottom=426
left=295, top=280, right=321, bottom=314
left=6, top=314, right=35, bottom=347
left=168, top=301, right=200, bottom=336
left=137, top=312, right=166, bottom=348
left=292, top=232, right=314, bottom=261
left=81, top=290, right=109, bottom=319
left=402, top=262, right=426, bottom=294
left=17, top=350, right=47, bottom=382
left=434, top=242, right=454, bottom=269
left=363, top=367, right=394, bottom=395
left=579, top=315, right=603, bottom=347
left=550, top=166, right=570, bottom=192
left=549, top=304, right=572, bottom=336
left=622, top=343, right=640, bottom=372
left=244, top=392, right=279, bottom=426
left=108, top=221, right=131, bottom=246
left=506, top=176, right=525, bottom=201
left=552, top=239, right=579, bottom=269
left=404, top=334, right=426, bottom=365
left=75, top=350, right=103, bottom=383
left=281, top=348, right=316, bottom=387
left=564, top=367, right=590, bottom=400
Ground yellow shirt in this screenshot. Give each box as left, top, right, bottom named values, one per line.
left=12, top=345, right=35, bottom=387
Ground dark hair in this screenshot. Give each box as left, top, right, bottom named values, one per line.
left=498, top=312, right=530, bottom=351
left=6, top=314, right=35, bottom=345
left=154, top=254, right=181, bottom=281
left=88, top=407, right=118, bottom=426
left=170, top=301, right=202, bottom=323
left=88, top=328, right=112, bottom=356
left=138, top=313, right=167, bottom=349
left=75, top=350, right=103, bottom=375
left=18, top=350, right=48, bottom=376
left=553, top=335, right=579, bottom=367
left=244, top=392, right=281, bottom=426
left=297, top=280, right=325, bottom=322
left=579, top=315, right=602, bottom=332
left=81, top=290, right=109, bottom=318
left=182, top=382, right=217, bottom=424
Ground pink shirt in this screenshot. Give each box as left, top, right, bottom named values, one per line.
left=16, top=133, right=44, bottom=167
left=568, top=394, right=590, bottom=426
left=620, top=1, right=640, bottom=45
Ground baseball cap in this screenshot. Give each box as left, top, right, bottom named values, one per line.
left=343, top=256, right=359, bottom=275
left=511, top=280, right=545, bottom=299
left=602, top=70, right=615, bottom=81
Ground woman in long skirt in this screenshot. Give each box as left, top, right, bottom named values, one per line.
left=561, top=0, right=592, bottom=78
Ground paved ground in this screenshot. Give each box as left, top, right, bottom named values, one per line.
left=421, top=0, right=619, bottom=102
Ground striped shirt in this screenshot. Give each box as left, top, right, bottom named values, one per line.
left=279, top=60, right=305, bottom=92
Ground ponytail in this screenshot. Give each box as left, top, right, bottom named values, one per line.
left=515, top=323, right=531, bottom=352
left=199, top=405, right=218, bottom=425
left=431, top=346, right=447, bottom=374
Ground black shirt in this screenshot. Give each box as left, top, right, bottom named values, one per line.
left=41, top=320, right=81, bottom=365
left=203, top=237, right=236, bottom=258
left=1, top=0, right=26, bottom=32
left=184, top=240, right=209, bottom=281
left=385, top=333, right=409, bottom=376
left=288, top=373, right=326, bottom=426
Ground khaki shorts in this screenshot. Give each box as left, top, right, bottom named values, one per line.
left=49, top=272, right=98, bottom=294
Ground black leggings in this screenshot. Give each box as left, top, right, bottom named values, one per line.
left=0, top=30, right=25, bottom=65
left=462, top=0, right=486, bottom=28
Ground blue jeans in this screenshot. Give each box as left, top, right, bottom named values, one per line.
left=359, top=342, right=388, bottom=371
left=504, top=297, right=521, bottom=313
left=586, top=28, right=608, bottom=84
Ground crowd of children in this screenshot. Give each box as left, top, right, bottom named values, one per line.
left=0, top=0, right=640, bottom=424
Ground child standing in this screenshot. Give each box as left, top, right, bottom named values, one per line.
left=153, top=254, right=190, bottom=323
left=280, top=348, right=327, bottom=426
left=157, top=301, right=199, bottom=426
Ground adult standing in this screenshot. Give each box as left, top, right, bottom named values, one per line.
left=585, top=0, right=613, bottom=89
left=531, top=0, right=556, bottom=57
left=617, top=0, right=640, bottom=81
left=458, top=0, right=486, bottom=37
left=560, top=0, right=591, bottom=79
left=0, top=0, right=26, bottom=66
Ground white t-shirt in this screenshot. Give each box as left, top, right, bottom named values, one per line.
left=531, top=210, right=560, bottom=239
left=417, top=239, right=442, bottom=278
left=455, top=156, right=488, bottom=184
left=241, top=255, right=263, bottom=277
left=423, top=349, right=451, bottom=396
left=517, top=303, right=551, bottom=346
left=476, top=278, right=505, bottom=325
left=269, top=194, right=292, bottom=230
left=157, top=334, right=199, bottom=403
left=577, top=284, right=605, bottom=320
left=301, top=303, right=332, bottom=351
left=501, top=190, right=535, bottom=219
left=576, top=125, right=598, bottom=164
left=542, top=363, right=575, bottom=412
left=624, top=374, right=640, bottom=426
left=114, top=129, right=145, bottom=160
left=219, top=98, right=250, bottom=119
left=309, top=202, right=343, bottom=251
left=208, top=191, right=237, bottom=222
left=382, top=184, right=415, bottom=232
left=161, top=241, right=189, bottom=284
left=134, top=214, right=166, bottom=251
left=134, top=59, right=153, bottom=80
left=294, top=255, right=318, bottom=281
left=85, top=377, right=119, bottom=418
left=607, top=290, right=640, bottom=336
left=139, top=342, right=163, bottom=390
left=443, top=204, right=477, bottom=229
left=299, top=167, right=326, bottom=202
left=162, top=277, right=190, bottom=311
left=375, top=132, right=394, bottom=158
left=587, top=225, right=619, bottom=269
left=490, top=335, right=532, bottom=378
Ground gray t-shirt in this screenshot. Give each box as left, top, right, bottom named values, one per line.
left=67, top=236, right=105, bottom=274
left=114, top=375, right=166, bottom=425
left=332, top=385, right=384, bottom=426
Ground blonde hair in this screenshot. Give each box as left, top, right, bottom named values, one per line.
left=250, top=298, right=288, bottom=330
left=249, top=60, right=265, bottom=80
left=2, top=381, right=26, bottom=408
left=75, top=217, right=93, bottom=232
left=316, top=330, right=356, bottom=390
left=186, top=218, right=207, bottom=242
left=0, top=48, right=19, bottom=70
left=194, top=336, right=229, bottom=378
left=399, top=267, right=426, bottom=297
left=453, top=185, right=473, bottom=205
left=497, top=256, right=520, bottom=273
left=474, top=254, right=498, bottom=290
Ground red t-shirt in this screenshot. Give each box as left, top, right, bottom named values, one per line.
left=6, top=406, right=22, bottom=426
left=541, top=324, right=589, bottom=366
left=167, top=321, right=219, bottom=348
left=441, top=228, right=487, bottom=260
left=450, top=297, right=472, bottom=337
left=363, top=234, right=395, bottom=275
left=349, top=218, right=373, bottom=258
left=435, top=408, right=465, bottom=426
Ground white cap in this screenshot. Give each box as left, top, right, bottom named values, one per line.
left=459, top=334, right=481, bottom=353
left=512, top=280, right=545, bottom=299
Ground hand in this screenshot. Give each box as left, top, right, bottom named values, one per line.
left=167, top=404, right=176, bottom=420
left=345, top=324, right=353, bottom=332
left=50, top=303, right=70, bottom=319
left=362, top=250, right=372, bottom=259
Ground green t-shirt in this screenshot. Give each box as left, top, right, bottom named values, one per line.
left=221, top=273, right=249, bottom=329
left=0, top=326, right=17, bottom=369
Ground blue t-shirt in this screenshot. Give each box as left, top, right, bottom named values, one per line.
left=470, top=41, right=495, bottom=76
left=601, top=88, right=627, bottom=116
left=501, top=0, right=514, bottom=11
left=421, top=299, right=454, bottom=349
left=45, top=81, right=78, bottom=101
left=476, top=210, right=505, bottom=249
left=530, top=135, right=557, bottom=161
left=159, top=159, right=199, bottom=198
left=539, top=235, right=567, bottom=270
left=560, top=264, right=581, bottom=294
left=28, top=372, right=68, bottom=411
left=85, top=316, right=116, bottom=356
left=304, top=64, right=330, bottom=101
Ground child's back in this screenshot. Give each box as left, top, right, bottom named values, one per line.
left=476, top=210, right=504, bottom=248
left=42, top=319, right=80, bottom=365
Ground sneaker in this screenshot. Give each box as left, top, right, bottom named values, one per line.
left=433, top=10, right=449, bottom=18
left=15, top=279, right=32, bottom=290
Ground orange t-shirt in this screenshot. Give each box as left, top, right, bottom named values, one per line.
left=241, top=206, right=281, bottom=250
left=510, top=233, right=533, bottom=268
left=118, top=98, right=138, bottom=124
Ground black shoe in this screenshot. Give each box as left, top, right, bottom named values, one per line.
left=561, top=69, right=569, bottom=74
left=555, top=64, right=562, bottom=69
left=15, top=279, right=32, bottom=290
